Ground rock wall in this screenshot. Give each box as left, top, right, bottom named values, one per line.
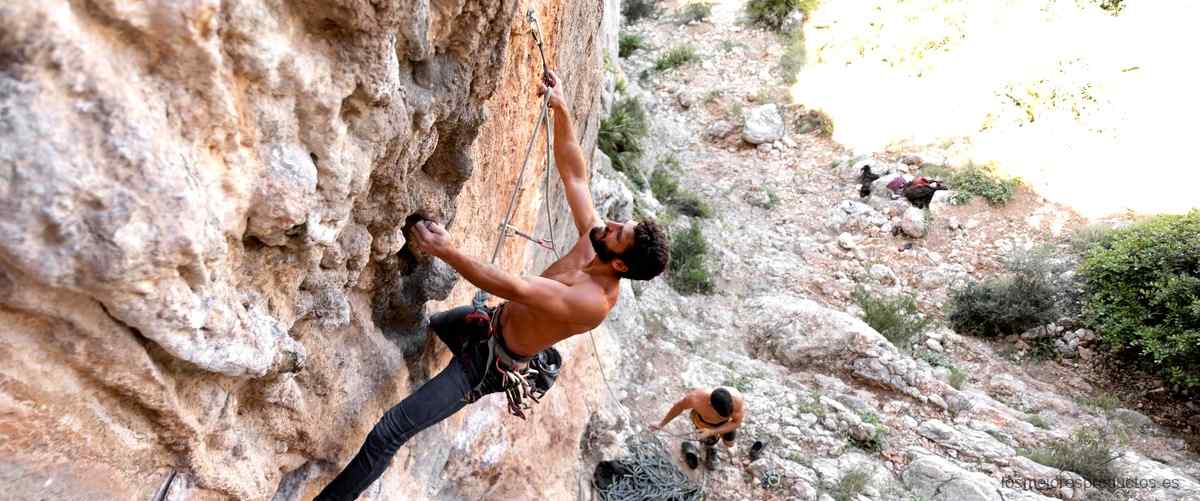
left=0, top=0, right=609, bottom=499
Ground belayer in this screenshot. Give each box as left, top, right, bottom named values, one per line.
left=651, top=387, right=746, bottom=471
left=314, top=71, right=670, bottom=500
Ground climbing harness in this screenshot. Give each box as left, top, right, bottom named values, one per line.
left=465, top=324, right=562, bottom=420
left=460, top=300, right=563, bottom=420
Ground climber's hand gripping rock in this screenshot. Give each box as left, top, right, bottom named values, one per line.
left=411, top=220, right=453, bottom=258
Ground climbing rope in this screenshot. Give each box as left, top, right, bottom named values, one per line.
left=594, top=434, right=706, bottom=501
left=486, top=89, right=553, bottom=266
left=486, top=9, right=556, bottom=267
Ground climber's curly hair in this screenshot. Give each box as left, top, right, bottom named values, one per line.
left=618, top=218, right=669, bottom=281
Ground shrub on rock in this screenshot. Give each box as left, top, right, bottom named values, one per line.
left=746, top=0, right=821, bottom=31
left=668, top=220, right=714, bottom=294
left=1081, top=210, right=1200, bottom=388
left=852, top=287, right=930, bottom=350
left=599, top=97, right=650, bottom=189
left=947, top=249, right=1070, bottom=338
left=623, top=0, right=658, bottom=23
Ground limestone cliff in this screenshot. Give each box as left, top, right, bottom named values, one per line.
left=0, top=1, right=610, bottom=499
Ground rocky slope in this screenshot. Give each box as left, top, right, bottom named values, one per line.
left=0, top=1, right=612, bottom=499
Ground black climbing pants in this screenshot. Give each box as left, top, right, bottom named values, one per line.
left=315, top=306, right=504, bottom=501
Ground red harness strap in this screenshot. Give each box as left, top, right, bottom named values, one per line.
left=464, top=290, right=493, bottom=331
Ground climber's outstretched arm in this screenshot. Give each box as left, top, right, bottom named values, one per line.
left=539, top=70, right=601, bottom=236
left=651, top=396, right=693, bottom=430
left=411, top=221, right=606, bottom=324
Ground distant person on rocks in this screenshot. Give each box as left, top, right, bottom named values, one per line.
left=858, top=165, right=881, bottom=198
left=651, top=387, right=746, bottom=471
left=902, top=176, right=947, bottom=209
left=314, top=70, right=669, bottom=500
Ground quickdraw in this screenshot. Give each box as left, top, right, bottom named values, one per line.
left=484, top=337, right=561, bottom=420
left=499, top=360, right=538, bottom=419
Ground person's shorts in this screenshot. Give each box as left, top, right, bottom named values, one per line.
left=701, top=430, right=736, bottom=447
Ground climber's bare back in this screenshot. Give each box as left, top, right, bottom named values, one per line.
left=499, top=224, right=620, bottom=357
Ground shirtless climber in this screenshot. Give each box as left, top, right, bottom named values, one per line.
left=651, top=387, right=746, bottom=471
left=314, top=71, right=669, bottom=500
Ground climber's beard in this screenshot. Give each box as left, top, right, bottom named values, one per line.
left=590, top=226, right=619, bottom=263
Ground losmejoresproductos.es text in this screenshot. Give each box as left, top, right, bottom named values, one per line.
left=1002, top=475, right=1185, bottom=491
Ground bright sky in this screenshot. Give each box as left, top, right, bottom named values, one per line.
left=789, top=0, right=1200, bottom=218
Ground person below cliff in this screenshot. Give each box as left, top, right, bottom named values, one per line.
left=313, top=70, right=670, bottom=501
left=651, top=387, right=746, bottom=471
left=902, top=176, right=947, bottom=209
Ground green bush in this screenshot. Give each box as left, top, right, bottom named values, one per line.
left=651, top=169, right=711, bottom=218
left=1097, top=0, right=1125, bottom=15
left=831, top=465, right=871, bottom=501
left=795, top=390, right=825, bottom=417
left=849, top=426, right=888, bottom=453
left=719, top=40, right=747, bottom=52
left=598, top=97, right=649, bottom=189
left=956, top=164, right=1020, bottom=205
left=1023, top=429, right=1119, bottom=487
left=947, top=249, right=1073, bottom=338
left=622, top=0, right=658, bottom=23
left=1079, top=394, right=1120, bottom=415
left=729, top=102, right=744, bottom=124
left=671, top=193, right=710, bottom=218
left=653, top=46, right=698, bottom=72
left=816, top=111, right=834, bottom=137
left=668, top=220, right=714, bottom=294
left=779, top=28, right=806, bottom=84
left=724, top=375, right=754, bottom=393
left=678, top=2, right=712, bottom=23
left=1025, top=414, right=1049, bottom=429
left=916, top=349, right=952, bottom=368
left=658, top=153, right=681, bottom=170
left=852, top=287, right=930, bottom=349
left=923, top=163, right=1020, bottom=206
left=748, top=187, right=780, bottom=210
left=618, top=33, right=646, bottom=58
left=649, top=168, right=676, bottom=199
left=1069, top=223, right=1116, bottom=255
left=746, top=0, right=820, bottom=31
left=795, top=108, right=834, bottom=137
left=1081, top=211, right=1200, bottom=388
left=948, top=366, right=967, bottom=390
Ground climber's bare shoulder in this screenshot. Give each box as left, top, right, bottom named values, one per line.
left=500, top=274, right=613, bottom=356
left=500, top=239, right=618, bottom=356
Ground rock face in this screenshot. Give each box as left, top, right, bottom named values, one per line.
left=741, top=104, right=786, bottom=144
left=0, top=1, right=607, bottom=500
left=900, top=207, right=929, bottom=238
